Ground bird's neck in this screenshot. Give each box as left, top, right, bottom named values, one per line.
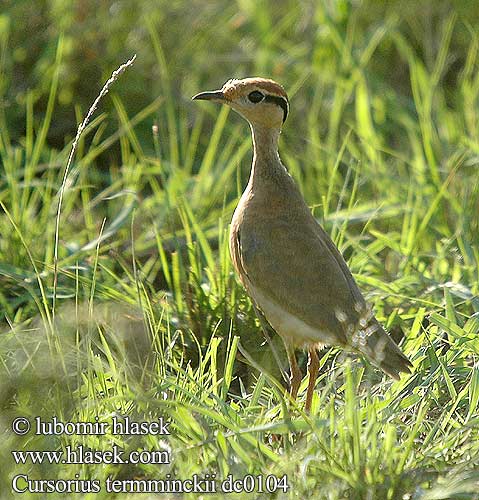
left=249, top=124, right=283, bottom=182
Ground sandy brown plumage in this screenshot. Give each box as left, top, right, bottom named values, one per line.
left=221, top=78, right=288, bottom=101
left=193, top=77, right=412, bottom=411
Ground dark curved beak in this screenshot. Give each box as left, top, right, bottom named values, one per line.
left=192, top=90, right=225, bottom=102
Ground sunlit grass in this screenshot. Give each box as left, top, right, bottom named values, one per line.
left=1, top=2, right=478, bottom=498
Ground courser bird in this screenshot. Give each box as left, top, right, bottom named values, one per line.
left=193, top=78, right=412, bottom=411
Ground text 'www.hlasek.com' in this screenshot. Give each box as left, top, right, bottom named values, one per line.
left=10, top=415, right=289, bottom=494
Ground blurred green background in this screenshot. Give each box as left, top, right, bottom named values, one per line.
left=3, top=0, right=479, bottom=152
left=1, top=1, right=478, bottom=498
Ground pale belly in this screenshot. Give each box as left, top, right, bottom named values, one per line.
left=245, top=279, right=337, bottom=348
left=230, top=189, right=337, bottom=347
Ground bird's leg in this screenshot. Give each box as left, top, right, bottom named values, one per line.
left=305, top=347, right=320, bottom=413
left=286, top=344, right=302, bottom=402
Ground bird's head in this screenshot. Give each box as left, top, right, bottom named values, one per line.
left=193, top=77, right=289, bottom=129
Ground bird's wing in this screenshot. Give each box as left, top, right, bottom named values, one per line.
left=237, top=217, right=367, bottom=345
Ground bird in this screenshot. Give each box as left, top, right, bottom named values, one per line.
left=192, top=77, right=412, bottom=411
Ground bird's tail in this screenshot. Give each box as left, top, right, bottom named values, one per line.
left=355, top=318, right=413, bottom=379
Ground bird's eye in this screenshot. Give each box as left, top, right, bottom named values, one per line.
left=248, top=91, right=264, bottom=103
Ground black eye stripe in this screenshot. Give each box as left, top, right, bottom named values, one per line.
left=247, top=90, right=289, bottom=123
left=248, top=91, right=264, bottom=103
left=264, top=94, right=289, bottom=123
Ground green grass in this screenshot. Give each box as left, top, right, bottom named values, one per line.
left=1, top=1, right=479, bottom=498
